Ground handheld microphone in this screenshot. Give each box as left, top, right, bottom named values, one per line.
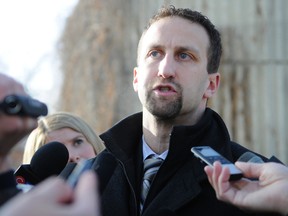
left=14, top=141, right=69, bottom=185
left=237, top=151, right=264, bottom=163
left=0, top=94, right=48, bottom=117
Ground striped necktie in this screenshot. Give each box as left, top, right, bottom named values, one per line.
left=141, top=156, right=163, bottom=204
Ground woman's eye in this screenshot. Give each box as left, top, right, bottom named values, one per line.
left=74, top=139, right=83, bottom=146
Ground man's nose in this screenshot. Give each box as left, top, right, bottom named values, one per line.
left=157, top=55, right=176, bottom=79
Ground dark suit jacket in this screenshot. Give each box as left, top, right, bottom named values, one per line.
left=96, top=108, right=281, bottom=216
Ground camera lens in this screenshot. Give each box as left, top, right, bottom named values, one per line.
left=4, top=95, right=22, bottom=114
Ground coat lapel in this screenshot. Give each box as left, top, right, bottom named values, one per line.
left=143, top=156, right=204, bottom=215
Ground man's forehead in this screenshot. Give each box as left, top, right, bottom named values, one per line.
left=140, top=18, right=209, bottom=52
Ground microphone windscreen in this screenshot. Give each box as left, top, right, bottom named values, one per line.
left=237, top=151, right=264, bottom=163
left=30, top=141, right=69, bottom=180
left=91, top=151, right=118, bottom=194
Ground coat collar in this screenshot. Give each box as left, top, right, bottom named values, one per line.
left=100, top=108, right=235, bottom=213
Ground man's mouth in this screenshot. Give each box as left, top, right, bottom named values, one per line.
left=154, top=85, right=176, bottom=93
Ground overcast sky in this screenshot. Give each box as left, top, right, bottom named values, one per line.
left=0, top=0, right=78, bottom=110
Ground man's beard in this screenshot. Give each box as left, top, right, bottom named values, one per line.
left=145, top=90, right=182, bottom=120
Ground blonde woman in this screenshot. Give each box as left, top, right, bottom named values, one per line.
left=23, top=112, right=105, bottom=163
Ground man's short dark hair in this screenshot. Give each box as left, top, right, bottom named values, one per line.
left=144, top=5, right=222, bottom=74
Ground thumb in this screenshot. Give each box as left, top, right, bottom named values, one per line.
left=235, top=162, right=263, bottom=179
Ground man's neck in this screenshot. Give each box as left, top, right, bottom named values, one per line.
left=142, top=123, right=171, bottom=154
left=142, top=110, right=182, bottom=154
left=142, top=107, right=206, bottom=154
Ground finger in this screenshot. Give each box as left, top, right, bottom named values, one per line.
left=0, top=115, right=37, bottom=135
left=204, top=162, right=223, bottom=189
left=75, top=171, right=98, bottom=196
left=211, top=162, right=234, bottom=199
left=73, top=171, right=100, bottom=215
left=32, top=177, right=73, bottom=203
left=212, top=162, right=227, bottom=193
left=0, top=116, right=37, bottom=155
left=218, top=165, right=231, bottom=182
left=204, top=165, right=214, bottom=184
left=217, top=165, right=231, bottom=191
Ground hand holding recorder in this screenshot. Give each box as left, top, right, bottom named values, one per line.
left=204, top=161, right=288, bottom=215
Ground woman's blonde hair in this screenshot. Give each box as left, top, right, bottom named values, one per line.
left=23, top=112, right=105, bottom=163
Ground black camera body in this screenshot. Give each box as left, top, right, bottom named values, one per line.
left=0, top=95, right=48, bottom=117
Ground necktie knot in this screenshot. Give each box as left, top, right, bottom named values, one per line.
left=141, top=156, right=163, bottom=205
left=143, top=157, right=163, bottom=180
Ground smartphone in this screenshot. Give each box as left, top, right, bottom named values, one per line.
left=191, top=146, right=243, bottom=181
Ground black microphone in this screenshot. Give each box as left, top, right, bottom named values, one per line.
left=0, top=94, right=48, bottom=117
left=92, top=151, right=118, bottom=194
left=237, top=151, right=264, bottom=163
left=14, top=141, right=69, bottom=185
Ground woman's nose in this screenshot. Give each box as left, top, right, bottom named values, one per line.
left=69, top=154, right=80, bottom=163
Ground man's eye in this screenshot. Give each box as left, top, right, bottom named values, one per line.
left=179, top=53, right=189, bottom=60
left=149, top=50, right=160, bottom=58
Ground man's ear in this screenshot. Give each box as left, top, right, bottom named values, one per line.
left=204, top=72, right=220, bottom=98
left=133, top=67, right=138, bottom=92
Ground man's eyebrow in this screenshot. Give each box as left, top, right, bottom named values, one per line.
left=175, top=45, right=200, bottom=55
left=145, top=44, right=164, bottom=50
left=146, top=43, right=200, bottom=54
left=142, top=44, right=164, bottom=59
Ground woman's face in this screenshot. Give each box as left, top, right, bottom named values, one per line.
left=46, top=128, right=96, bottom=163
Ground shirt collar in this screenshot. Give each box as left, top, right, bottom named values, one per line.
left=142, top=136, right=168, bottom=161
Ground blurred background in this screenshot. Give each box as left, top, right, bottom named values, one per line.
left=1, top=0, right=288, bottom=168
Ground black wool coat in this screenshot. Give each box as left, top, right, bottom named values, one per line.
left=93, top=108, right=281, bottom=216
